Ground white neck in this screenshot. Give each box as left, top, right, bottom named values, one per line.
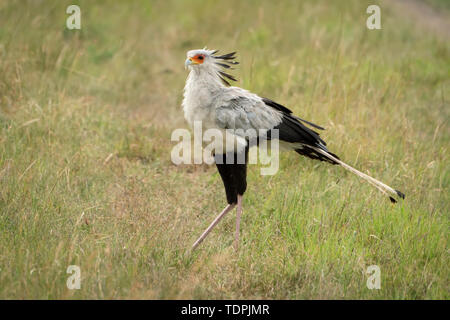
left=186, top=65, right=225, bottom=92
left=182, top=65, right=227, bottom=126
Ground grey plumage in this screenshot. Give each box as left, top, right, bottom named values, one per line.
left=183, top=48, right=404, bottom=203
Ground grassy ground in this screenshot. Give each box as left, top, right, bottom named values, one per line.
left=0, top=0, right=448, bottom=299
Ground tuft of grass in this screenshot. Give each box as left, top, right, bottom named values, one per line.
left=0, top=0, right=448, bottom=299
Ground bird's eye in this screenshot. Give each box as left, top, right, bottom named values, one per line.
left=198, top=55, right=204, bottom=60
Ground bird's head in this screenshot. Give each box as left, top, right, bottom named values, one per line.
left=185, top=48, right=239, bottom=86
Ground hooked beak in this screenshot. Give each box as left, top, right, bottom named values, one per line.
left=185, top=58, right=193, bottom=69
left=185, top=57, right=201, bottom=69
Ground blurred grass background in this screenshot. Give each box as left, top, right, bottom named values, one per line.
left=0, top=0, right=448, bottom=299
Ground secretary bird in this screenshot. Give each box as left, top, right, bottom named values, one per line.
left=183, top=48, right=404, bottom=250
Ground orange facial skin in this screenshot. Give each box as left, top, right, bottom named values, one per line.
left=189, top=54, right=205, bottom=64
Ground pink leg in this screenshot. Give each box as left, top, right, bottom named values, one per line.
left=234, top=195, right=243, bottom=250
left=192, top=203, right=236, bottom=250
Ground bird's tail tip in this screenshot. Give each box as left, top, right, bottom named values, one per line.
left=396, top=189, right=405, bottom=200
left=389, top=190, right=405, bottom=204
left=311, top=146, right=406, bottom=204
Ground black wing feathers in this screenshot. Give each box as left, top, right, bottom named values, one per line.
left=263, top=98, right=325, bottom=130
left=262, top=98, right=294, bottom=114
left=263, top=98, right=340, bottom=164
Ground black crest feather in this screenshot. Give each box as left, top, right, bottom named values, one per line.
left=218, top=71, right=237, bottom=82
left=213, top=51, right=239, bottom=86
left=214, top=51, right=237, bottom=60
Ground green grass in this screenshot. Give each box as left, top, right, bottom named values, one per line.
left=425, top=0, right=450, bottom=11
left=0, top=0, right=448, bottom=299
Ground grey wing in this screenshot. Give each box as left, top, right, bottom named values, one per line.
left=215, top=94, right=283, bottom=140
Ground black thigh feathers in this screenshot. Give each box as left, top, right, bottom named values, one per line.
left=215, top=149, right=248, bottom=205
